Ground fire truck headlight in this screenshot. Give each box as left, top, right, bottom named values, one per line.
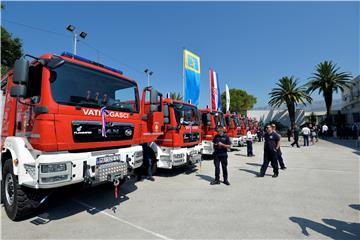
left=24, top=164, right=36, bottom=179
left=40, top=163, right=68, bottom=173
left=160, top=155, right=170, bottom=162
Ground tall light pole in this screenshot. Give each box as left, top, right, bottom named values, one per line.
left=144, top=69, right=153, bottom=87
left=66, top=24, right=87, bottom=55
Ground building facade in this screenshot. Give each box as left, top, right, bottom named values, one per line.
left=342, top=75, right=360, bottom=125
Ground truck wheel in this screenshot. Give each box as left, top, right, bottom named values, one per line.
left=2, top=159, right=40, bottom=220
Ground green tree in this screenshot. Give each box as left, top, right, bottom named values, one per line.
left=169, top=92, right=183, bottom=101
left=307, top=61, right=353, bottom=124
left=220, top=88, right=256, bottom=115
left=269, top=76, right=312, bottom=128
left=1, top=28, right=23, bottom=76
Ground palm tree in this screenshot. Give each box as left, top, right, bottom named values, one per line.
left=269, top=76, right=312, bottom=127
left=170, top=92, right=183, bottom=101
left=307, top=61, right=352, bottom=124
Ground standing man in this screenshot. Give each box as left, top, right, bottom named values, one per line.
left=322, top=123, right=329, bottom=139
left=291, top=124, right=300, bottom=148
left=136, top=144, right=155, bottom=182
left=302, top=124, right=310, bottom=147
left=259, top=124, right=280, bottom=178
left=287, top=127, right=292, bottom=142
left=211, top=127, right=231, bottom=186
left=271, top=124, right=286, bottom=170
left=246, top=128, right=255, bottom=157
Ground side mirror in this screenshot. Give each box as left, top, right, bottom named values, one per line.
left=10, top=85, right=27, bottom=98
left=164, top=104, right=170, bottom=124
left=13, top=58, right=29, bottom=85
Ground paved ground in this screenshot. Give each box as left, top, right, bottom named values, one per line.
left=1, top=138, right=359, bottom=239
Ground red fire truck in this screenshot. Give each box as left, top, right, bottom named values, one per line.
left=0, top=52, right=163, bottom=220
left=146, top=98, right=201, bottom=171
left=198, top=108, right=226, bottom=155
left=224, top=112, right=244, bottom=147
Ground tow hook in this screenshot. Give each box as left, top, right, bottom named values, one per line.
left=113, top=179, right=120, bottom=199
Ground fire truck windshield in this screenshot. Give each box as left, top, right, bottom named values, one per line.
left=212, top=112, right=225, bottom=127
left=173, top=102, right=199, bottom=126
left=50, top=61, right=139, bottom=112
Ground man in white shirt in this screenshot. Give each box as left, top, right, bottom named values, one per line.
left=302, top=125, right=311, bottom=146
left=246, top=128, right=254, bottom=157
left=322, top=124, right=328, bottom=139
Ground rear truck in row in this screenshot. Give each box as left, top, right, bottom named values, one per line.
left=0, top=52, right=163, bottom=220
left=147, top=98, right=201, bottom=172
left=199, top=108, right=226, bottom=155
left=224, top=112, right=244, bottom=148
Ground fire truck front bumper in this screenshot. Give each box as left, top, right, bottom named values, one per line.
left=157, top=148, right=188, bottom=169
left=231, top=137, right=243, bottom=148
left=201, top=140, right=214, bottom=155
left=19, top=146, right=143, bottom=189
left=186, top=147, right=201, bottom=164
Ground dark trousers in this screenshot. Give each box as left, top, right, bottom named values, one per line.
left=303, top=135, right=309, bottom=146
left=260, top=150, right=279, bottom=175
left=291, top=137, right=300, bottom=147
left=246, top=141, right=253, bottom=156
left=277, top=148, right=285, bottom=169
left=287, top=135, right=291, bottom=142
left=214, top=154, right=228, bottom=181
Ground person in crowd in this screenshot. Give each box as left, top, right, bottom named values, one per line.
left=246, top=128, right=255, bottom=157
left=315, top=125, right=319, bottom=142
left=136, top=144, right=155, bottom=182
left=287, top=127, right=292, bottom=142
left=302, top=124, right=310, bottom=147
left=333, top=125, right=337, bottom=138
left=211, top=127, right=231, bottom=186
left=271, top=124, right=286, bottom=170
left=258, top=124, right=280, bottom=178
left=352, top=122, right=359, bottom=140
left=291, top=124, right=300, bottom=148
left=322, top=123, right=329, bottom=139
left=257, top=128, right=263, bottom=142
left=309, top=124, right=316, bottom=145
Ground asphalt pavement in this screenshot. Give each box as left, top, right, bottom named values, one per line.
left=1, top=138, right=359, bottom=239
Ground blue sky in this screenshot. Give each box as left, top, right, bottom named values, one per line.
left=2, top=1, right=359, bottom=108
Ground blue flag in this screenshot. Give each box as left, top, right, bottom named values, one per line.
left=184, top=49, right=200, bottom=106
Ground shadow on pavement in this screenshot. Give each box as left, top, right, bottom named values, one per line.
left=246, top=162, right=262, bottom=167
left=156, top=164, right=198, bottom=178
left=235, top=153, right=248, bottom=157
left=195, top=173, right=215, bottom=183
left=349, top=204, right=360, bottom=211
left=289, top=216, right=360, bottom=240
left=26, top=179, right=138, bottom=224
left=239, top=168, right=271, bottom=177
left=324, top=138, right=359, bottom=150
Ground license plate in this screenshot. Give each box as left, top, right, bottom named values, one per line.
left=96, top=154, right=121, bottom=165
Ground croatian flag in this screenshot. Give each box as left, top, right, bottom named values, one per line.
left=210, top=69, right=222, bottom=111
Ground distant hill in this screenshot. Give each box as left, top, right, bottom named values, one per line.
left=252, top=99, right=342, bottom=112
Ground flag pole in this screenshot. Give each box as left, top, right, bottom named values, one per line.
left=182, top=48, right=185, bottom=100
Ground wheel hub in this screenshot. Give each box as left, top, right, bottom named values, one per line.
left=5, top=173, right=15, bottom=205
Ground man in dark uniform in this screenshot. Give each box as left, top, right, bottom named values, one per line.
left=272, top=124, right=286, bottom=170
left=211, top=127, right=231, bottom=185
left=291, top=124, right=300, bottom=148
left=136, top=144, right=155, bottom=182
left=259, top=124, right=280, bottom=178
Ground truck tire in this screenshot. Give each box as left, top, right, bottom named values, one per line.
left=2, top=159, right=41, bottom=220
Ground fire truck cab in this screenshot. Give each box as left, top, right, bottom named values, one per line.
left=199, top=108, right=226, bottom=155
left=0, top=52, right=163, bottom=220
left=224, top=112, right=243, bottom=148
left=147, top=99, right=201, bottom=171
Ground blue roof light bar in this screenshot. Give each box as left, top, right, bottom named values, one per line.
left=61, top=52, right=123, bottom=75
